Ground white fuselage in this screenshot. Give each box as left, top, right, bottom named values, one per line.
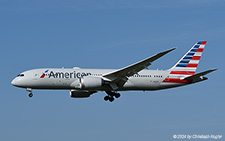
left=11, top=68, right=187, bottom=91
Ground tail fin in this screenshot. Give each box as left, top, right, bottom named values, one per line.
left=169, top=41, right=207, bottom=76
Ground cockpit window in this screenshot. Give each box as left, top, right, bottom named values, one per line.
left=17, top=74, right=24, bottom=77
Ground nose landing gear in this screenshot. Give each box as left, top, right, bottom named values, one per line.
left=28, top=93, right=33, bottom=98
left=104, top=91, right=121, bottom=102
left=26, top=88, right=33, bottom=98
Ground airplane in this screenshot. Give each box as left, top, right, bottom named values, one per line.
left=11, top=41, right=216, bottom=102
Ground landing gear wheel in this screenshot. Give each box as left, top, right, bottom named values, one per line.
left=115, top=93, right=121, bottom=98
left=28, top=93, right=33, bottom=98
left=109, top=97, right=114, bottom=102
left=104, top=96, right=109, bottom=101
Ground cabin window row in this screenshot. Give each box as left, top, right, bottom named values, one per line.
left=92, top=74, right=102, bottom=76
left=132, top=75, right=162, bottom=78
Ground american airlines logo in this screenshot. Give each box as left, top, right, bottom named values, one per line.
left=40, top=69, right=49, bottom=78
left=40, top=69, right=91, bottom=79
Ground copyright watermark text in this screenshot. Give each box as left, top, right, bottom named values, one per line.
left=173, top=134, right=222, bottom=139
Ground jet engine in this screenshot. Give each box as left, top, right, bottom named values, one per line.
left=80, top=76, right=103, bottom=89
left=70, top=76, right=103, bottom=90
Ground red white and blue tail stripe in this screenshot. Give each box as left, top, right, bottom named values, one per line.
left=163, top=41, right=207, bottom=83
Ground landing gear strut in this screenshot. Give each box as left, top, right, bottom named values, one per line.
left=26, top=88, right=33, bottom=98
left=104, top=91, right=120, bottom=102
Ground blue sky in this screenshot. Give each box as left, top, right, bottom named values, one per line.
left=0, top=0, right=224, bottom=140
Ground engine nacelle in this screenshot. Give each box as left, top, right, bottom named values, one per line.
left=81, top=77, right=103, bottom=89
left=70, top=90, right=95, bottom=98
left=70, top=76, right=103, bottom=90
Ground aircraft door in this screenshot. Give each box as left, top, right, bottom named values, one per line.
left=33, top=73, right=39, bottom=80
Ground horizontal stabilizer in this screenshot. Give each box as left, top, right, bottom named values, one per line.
left=182, top=69, right=217, bottom=80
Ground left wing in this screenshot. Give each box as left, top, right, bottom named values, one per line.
left=102, top=48, right=176, bottom=90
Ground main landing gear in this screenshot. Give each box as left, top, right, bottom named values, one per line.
left=26, top=88, right=33, bottom=98
left=104, top=91, right=121, bottom=102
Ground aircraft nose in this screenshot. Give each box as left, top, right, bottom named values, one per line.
left=11, top=78, right=17, bottom=86
left=11, top=77, right=27, bottom=88
left=11, top=78, right=24, bottom=87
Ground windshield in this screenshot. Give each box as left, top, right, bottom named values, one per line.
left=17, top=74, right=24, bottom=77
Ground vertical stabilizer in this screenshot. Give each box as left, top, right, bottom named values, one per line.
left=169, top=41, right=207, bottom=78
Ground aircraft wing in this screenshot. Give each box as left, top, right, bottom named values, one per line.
left=102, top=48, right=176, bottom=90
